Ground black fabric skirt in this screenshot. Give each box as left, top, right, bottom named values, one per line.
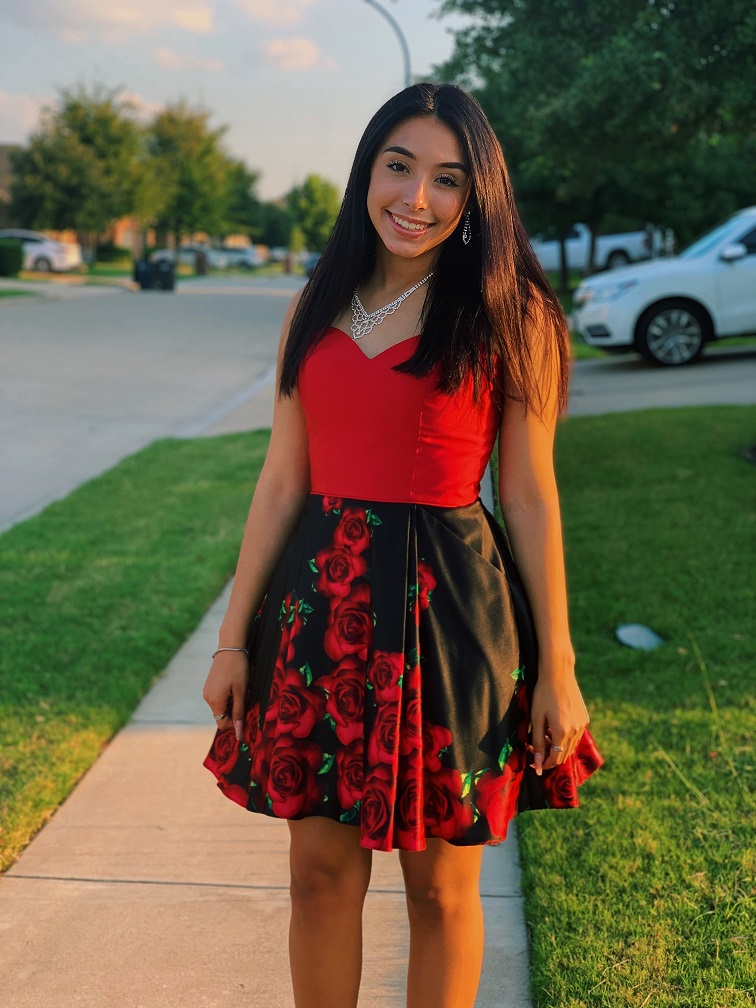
left=204, top=494, right=603, bottom=851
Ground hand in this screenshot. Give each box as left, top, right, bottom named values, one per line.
left=527, top=669, right=590, bottom=776
left=202, top=651, right=250, bottom=741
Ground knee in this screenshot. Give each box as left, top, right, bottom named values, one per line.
left=404, top=878, right=480, bottom=925
left=290, top=849, right=370, bottom=912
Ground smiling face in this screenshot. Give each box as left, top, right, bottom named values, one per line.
left=366, top=116, right=471, bottom=265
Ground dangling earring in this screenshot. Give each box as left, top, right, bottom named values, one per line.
left=462, top=209, right=472, bottom=246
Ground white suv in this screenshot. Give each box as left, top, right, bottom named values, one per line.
left=572, top=207, right=756, bottom=365
left=0, top=229, right=83, bottom=272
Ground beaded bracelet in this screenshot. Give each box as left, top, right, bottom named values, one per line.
left=211, top=646, right=249, bottom=659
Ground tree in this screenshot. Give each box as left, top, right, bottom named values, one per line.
left=222, top=159, right=263, bottom=239
left=260, top=202, right=293, bottom=248
left=147, top=102, right=231, bottom=240
left=10, top=84, right=144, bottom=259
left=435, top=0, right=756, bottom=279
left=287, top=175, right=340, bottom=252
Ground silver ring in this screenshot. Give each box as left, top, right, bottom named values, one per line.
left=551, top=745, right=564, bottom=753
left=213, top=713, right=226, bottom=722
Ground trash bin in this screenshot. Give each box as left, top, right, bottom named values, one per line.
left=154, top=259, right=176, bottom=291
left=195, top=250, right=209, bottom=275
left=133, top=259, right=155, bottom=290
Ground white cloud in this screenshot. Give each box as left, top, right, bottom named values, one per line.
left=7, top=1, right=214, bottom=43
left=117, top=91, right=165, bottom=122
left=263, top=36, right=329, bottom=72
left=235, top=0, right=314, bottom=27
left=0, top=92, right=49, bottom=142
left=153, top=47, right=224, bottom=72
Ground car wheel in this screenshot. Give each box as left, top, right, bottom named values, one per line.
left=34, top=257, right=52, bottom=272
left=636, top=300, right=709, bottom=366
left=606, top=250, right=630, bottom=269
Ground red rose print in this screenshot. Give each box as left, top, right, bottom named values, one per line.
left=244, top=702, right=262, bottom=747
left=541, top=764, right=578, bottom=808
left=367, top=705, right=399, bottom=768
left=322, top=496, right=343, bottom=514
left=422, top=721, right=453, bottom=773
left=218, top=782, right=249, bottom=808
left=205, top=725, right=238, bottom=777
left=335, top=739, right=365, bottom=809
left=269, top=666, right=326, bottom=739
left=324, top=583, right=373, bottom=662
left=267, top=736, right=324, bottom=818
left=361, top=764, right=394, bottom=846
left=394, top=761, right=423, bottom=848
left=475, top=761, right=523, bottom=838
left=251, top=731, right=273, bottom=785
left=424, top=767, right=473, bottom=841
left=417, top=561, right=437, bottom=610
left=398, top=689, right=423, bottom=757
left=319, top=657, right=366, bottom=745
left=314, top=545, right=368, bottom=599
left=367, top=650, right=403, bottom=704
left=333, top=507, right=370, bottom=554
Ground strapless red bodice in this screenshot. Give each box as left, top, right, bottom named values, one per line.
left=298, top=327, right=501, bottom=507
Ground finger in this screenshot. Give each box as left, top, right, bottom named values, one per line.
left=530, top=721, right=546, bottom=777
left=231, top=682, right=246, bottom=742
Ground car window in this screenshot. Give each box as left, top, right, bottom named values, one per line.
left=679, top=218, right=748, bottom=260
left=736, top=226, right=756, bottom=255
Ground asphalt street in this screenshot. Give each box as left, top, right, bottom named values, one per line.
left=1, top=273, right=754, bottom=532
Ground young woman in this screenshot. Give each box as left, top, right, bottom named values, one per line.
left=203, top=83, right=602, bottom=1008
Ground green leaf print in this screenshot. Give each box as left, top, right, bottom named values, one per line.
left=498, top=742, right=513, bottom=771
left=368, top=512, right=383, bottom=526
left=318, top=753, right=335, bottom=776
left=511, top=665, right=525, bottom=682
left=461, top=770, right=474, bottom=799
left=300, top=601, right=314, bottom=616
left=309, top=558, right=319, bottom=573
left=266, top=794, right=273, bottom=810
left=300, top=663, right=313, bottom=685
left=339, top=802, right=361, bottom=824
left=325, top=714, right=337, bottom=730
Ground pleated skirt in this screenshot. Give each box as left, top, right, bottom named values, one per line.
left=204, top=494, right=603, bottom=851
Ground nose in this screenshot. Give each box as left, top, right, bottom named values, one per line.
left=403, top=176, right=428, bottom=212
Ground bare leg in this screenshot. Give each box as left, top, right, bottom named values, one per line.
left=400, top=840, right=484, bottom=1008
left=288, top=817, right=373, bottom=1008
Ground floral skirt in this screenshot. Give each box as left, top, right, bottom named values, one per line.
left=204, top=494, right=603, bottom=851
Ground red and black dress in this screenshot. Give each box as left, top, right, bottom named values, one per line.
left=204, top=327, right=603, bottom=851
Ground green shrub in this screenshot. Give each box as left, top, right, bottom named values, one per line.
left=95, top=241, right=132, bottom=263
left=0, top=238, right=24, bottom=277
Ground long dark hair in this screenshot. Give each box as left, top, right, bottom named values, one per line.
left=280, top=83, right=569, bottom=414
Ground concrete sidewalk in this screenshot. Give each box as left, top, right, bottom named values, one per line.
left=0, top=580, right=533, bottom=1008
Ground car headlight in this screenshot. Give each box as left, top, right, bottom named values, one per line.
left=579, top=279, right=639, bottom=304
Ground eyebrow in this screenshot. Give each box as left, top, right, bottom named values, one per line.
left=384, top=145, right=469, bottom=172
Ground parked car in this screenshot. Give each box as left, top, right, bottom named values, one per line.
left=221, top=245, right=265, bottom=268
left=304, top=251, right=321, bottom=277
left=150, top=243, right=228, bottom=270
left=0, top=229, right=83, bottom=272
left=530, top=222, right=662, bottom=273
left=572, top=207, right=756, bottom=365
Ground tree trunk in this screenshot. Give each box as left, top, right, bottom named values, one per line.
left=586, top=227, right=598, bottom=275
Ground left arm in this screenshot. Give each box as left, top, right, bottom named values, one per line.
left=497, top=328, right=589, bottom=774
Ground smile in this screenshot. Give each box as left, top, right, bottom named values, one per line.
left=388, top=211, right=433, bottom=234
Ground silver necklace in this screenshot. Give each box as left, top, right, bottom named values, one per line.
left=350, top=272, right=434, bottom=340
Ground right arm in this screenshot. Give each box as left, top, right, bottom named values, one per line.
left=202, top=293, right=310, bottom=736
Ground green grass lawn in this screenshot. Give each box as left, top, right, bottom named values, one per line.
left=1, top=407, right=753, bottom=1006
left=520, top=405, right=755, bottom=1008
left=0, top=432, right=269, bottom=871
left=0, top=289, right=35, bottom=299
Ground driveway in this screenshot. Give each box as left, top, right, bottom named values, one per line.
left=1, top=274, right=754, bottom=532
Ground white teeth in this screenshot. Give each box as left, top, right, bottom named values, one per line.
left=391, top=213, right=429, bottom=232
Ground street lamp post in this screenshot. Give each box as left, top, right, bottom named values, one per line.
left=362, top=0, right=412, bottom=88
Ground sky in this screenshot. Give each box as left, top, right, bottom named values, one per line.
left=0, top=0, right=470, bottom=200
